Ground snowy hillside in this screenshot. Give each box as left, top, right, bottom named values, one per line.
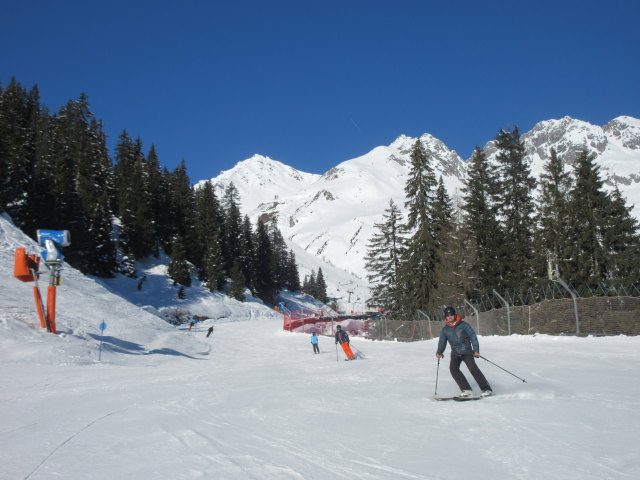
left=203, top=116, right=640, bottom=290
left=2, top=214, right=640, bottom=480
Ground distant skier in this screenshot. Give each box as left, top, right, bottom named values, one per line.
left=206, top=326, right=214, bottom=338
left=188, top=321, right=194, bottom=331
left=311, top=332, right=320, bottom=354
left=335, top=325, right=356, bottom=360
left=436, top=306, right=492, bottom=398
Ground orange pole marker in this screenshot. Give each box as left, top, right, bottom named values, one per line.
left=46, top=285, right=57, bottom=334
left=32, top=286, right=47, bottom=329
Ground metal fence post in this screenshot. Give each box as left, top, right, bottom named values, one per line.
left=553, top=277, right=580, bottom=335
left=493, top=290, right=511, bottom=335
left=416, top=310, right=432, bottom=339
left=464, top=299, right=480, bottom=335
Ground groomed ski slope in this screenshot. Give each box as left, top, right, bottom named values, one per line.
left=1, top=316, right=639, bottom=480
left=1, top=213, right=638, bottom=479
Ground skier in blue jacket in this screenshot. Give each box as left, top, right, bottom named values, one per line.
left=311, top=332, right=320, bottom=354
left=436, top=306, right=493, bottom=398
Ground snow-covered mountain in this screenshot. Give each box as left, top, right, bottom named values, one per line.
left=202, top=116, right=640, bottom=301
left=195, top=154, right=321, bottom=214
left=201, top=135, right=466, bottom=306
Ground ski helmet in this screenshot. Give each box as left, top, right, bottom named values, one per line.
left=336, top=325, right=342, bottom=330
left=444, top=306, right=456, bottom=317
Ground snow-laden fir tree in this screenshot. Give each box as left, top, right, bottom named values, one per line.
left=240, top=215, right=256, bottom=292
left=284, top=249, right=301, bottom=292
left=201, top=236, right=225, bottom=292
left=193, top=180, right=222, bottom=274
left=229, top=258, right=246, bottom=301
left=168, top=234, right=192, bottom=287
left=602, top=186, right=640, bottom=282
left=167, top=160, right=196, bottom=261
left=462, top=147, right=502, bottom=294
left=0, top=79, right=40, bottom=229
left=364, top=199, right=406, bottom=312
left=534, top=148, right=572, bottom=279
left=221, top=182, right=243, bottom=274
left=564, top=149, right=609, bottom=283
left=494, top=127, right=537, bottom=289
left=253, top=218, right=277, bottom=302
left=398, top=139, right=439, bottom=313
left=432, top=179, right=470, bottom=306
left=315, top=267, right=328, bottom=304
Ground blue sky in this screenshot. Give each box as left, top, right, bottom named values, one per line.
left=2, top=0, right=638, bottom=182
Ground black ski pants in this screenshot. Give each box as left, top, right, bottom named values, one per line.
left=450, top=354, right=492, bottom=392
left=312, top=344, right=320, bottom=354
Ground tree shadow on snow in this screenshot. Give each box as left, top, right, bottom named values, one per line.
left=88, top=334, right=202, bottom=359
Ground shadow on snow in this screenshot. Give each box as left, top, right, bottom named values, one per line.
left=88, top=334, right=203, bottom=359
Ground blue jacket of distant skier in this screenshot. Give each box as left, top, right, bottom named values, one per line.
left=437, top=320, right=479, bottom=357
left=311, top=334, right=318, bottom=344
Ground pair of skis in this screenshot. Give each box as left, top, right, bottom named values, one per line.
left=431, top=395, right=486, bottom=402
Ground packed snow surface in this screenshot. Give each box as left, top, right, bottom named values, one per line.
left=1, top=216, right=639, bottom=479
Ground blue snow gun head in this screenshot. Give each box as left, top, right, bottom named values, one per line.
left=37, top=229, right=71, bottom=263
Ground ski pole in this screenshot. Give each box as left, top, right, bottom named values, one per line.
left=434, top=357, right=441, bottom=396
left=351, top=344, right=366, bottom=358
left=335, top=342, right=339, bottom=362
left=479, top=355, right=527, bottom=383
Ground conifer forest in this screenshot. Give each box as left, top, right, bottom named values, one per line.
left=2, top=78, right=639, bottom=311
left=0, top=79, right=308, bottom=303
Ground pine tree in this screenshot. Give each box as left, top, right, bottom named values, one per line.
left=603, top=186, right=640, bottom=282
left=193, top=181, right=222, bottom=274
left=364, top=199, right=406, bottom=312
left=240, top=215, right=257, bottom=293
left=398, top=139, right=439, bottom=313
left=153, top=167, right=174, bottom=253
left=229, top=259, right=246, bottom=301
left=534, top=148, right=572, bottom=279
left=39, top=95, right=118, bottom=274
left=304, top=270, right=317, bottom=297
left=167, top=161, right=195, bottom=260
left=168, top=235, right=192, bottom=287
left=494, top=127, right=537, bottom=289
left=201, top=236, right=225, bottom=292
left=462, top=147, right=502, bottom=294
left=0, top=80, right=41, bottom=230
left=253, top=218, right=277, bottom=302
left=433, top=176, right=454, bottom=247
left=432, top=183, right=470, bottom=306
left=565, top=149, right=609, bottom=283
left=441, top=203, right=477, bottom=303
left=23, top=89, right=53, bottom=236
left=315, top=268, right=328, bottom=303
left=145, top=145, right=169, bottom=257
left=73, top=104, right=117, bottom=276
left=269, top=217, right=289, bottom=289
left=221, top=182, right=243, bottom=274
left=36, top=100, right=84, bottom=233
left=114, top=132, right=156, bottom=263
left=284, top=249, right=301, bottom=291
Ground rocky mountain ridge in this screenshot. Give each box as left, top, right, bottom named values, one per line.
left=202, top=116, right=640, bottom=303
